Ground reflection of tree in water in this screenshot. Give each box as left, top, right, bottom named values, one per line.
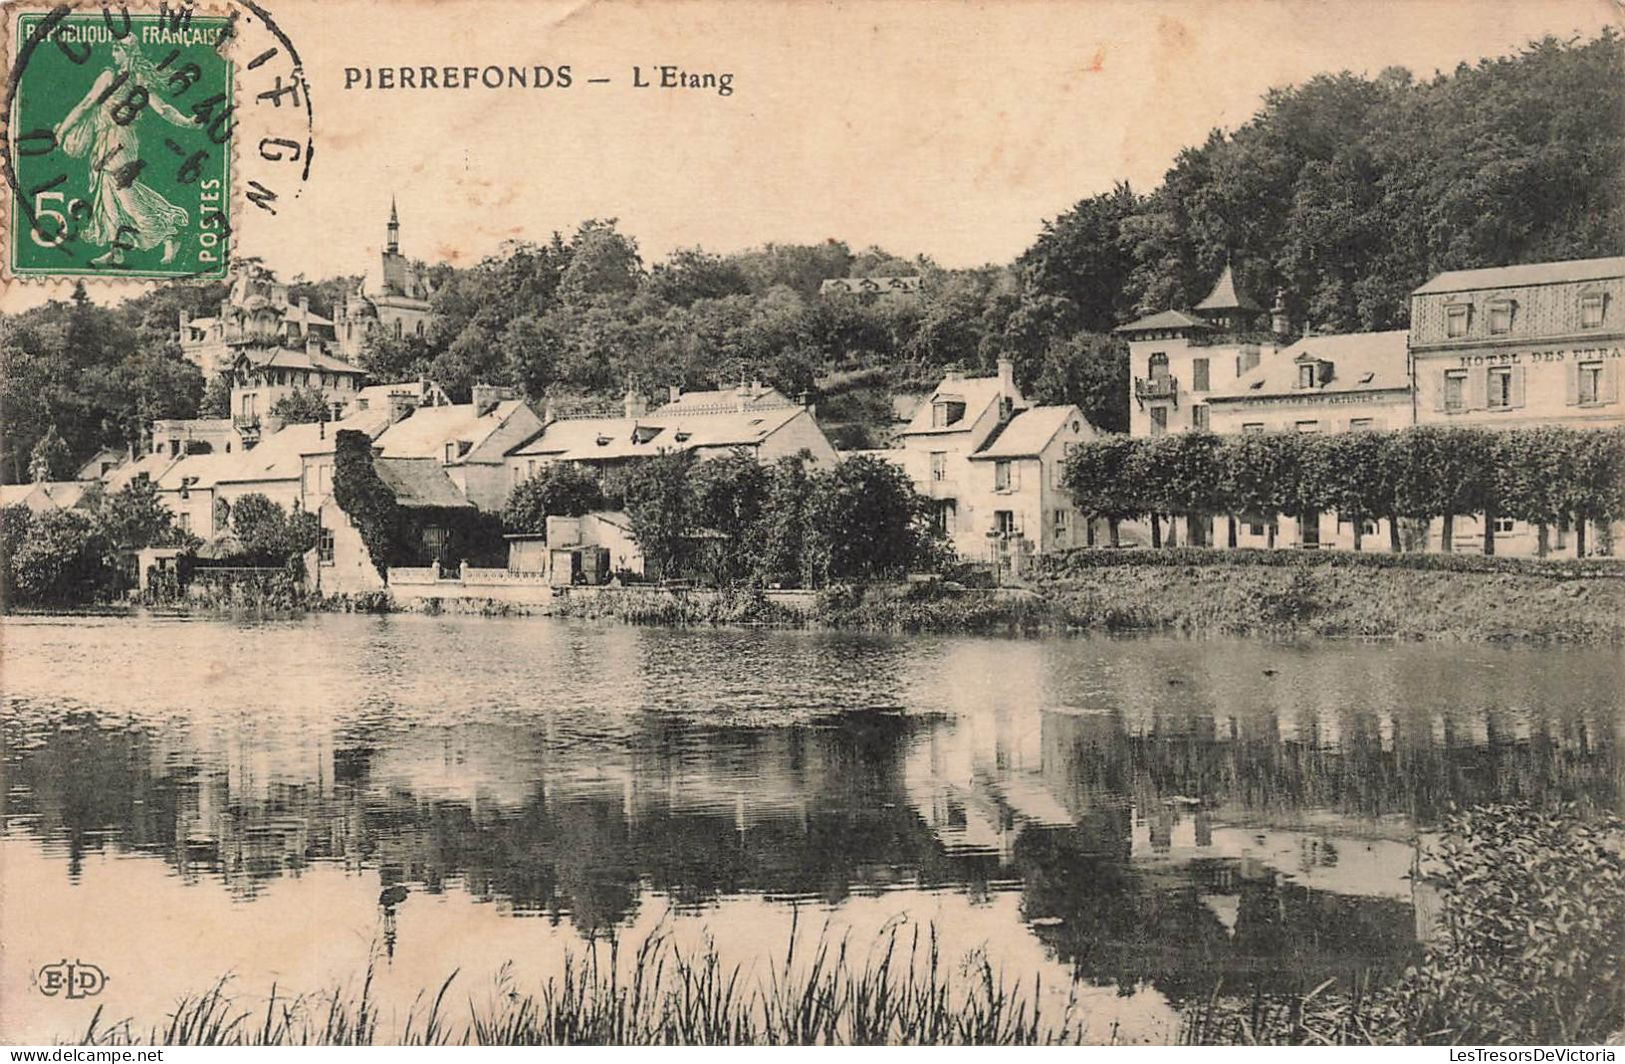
left=1012, top=821, right=1415, bottom=1004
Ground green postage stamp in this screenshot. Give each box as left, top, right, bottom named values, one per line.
left=6, top=8, right=234, bottom=279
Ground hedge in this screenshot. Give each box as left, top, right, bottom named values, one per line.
left=1037, top=545, right=1625, bottom=579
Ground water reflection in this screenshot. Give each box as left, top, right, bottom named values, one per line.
left=1, top=615, right=1618, bottom=1040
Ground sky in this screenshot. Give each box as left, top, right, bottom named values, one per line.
left=3, top=0, right=1619, bottom=310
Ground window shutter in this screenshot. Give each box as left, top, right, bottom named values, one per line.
left=1603, top=360, right=1621, bottom=404
left=1467, top=368, right=1487, bottom=411
left=1510, top=365, right=1527, bottom=409
left=1565, top=361, right=1580, bottom=406
left=1011, top=461, right=1022, bottom=491
left=1433, top=372, right=1447, bottom=412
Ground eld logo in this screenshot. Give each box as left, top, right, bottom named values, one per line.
left=36, top=959, right=108, bottom=999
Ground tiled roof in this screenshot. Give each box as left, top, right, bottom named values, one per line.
left=510, top=406, right=808, bottom=461
left=970, top=406, right=1088, bottom=459
left=656, top=385, right=793, bottom=413
left=105, top=452, right=180, bottom=493
left=1207, top=330, right=1410, bottom=401
left=1114, top=309, right=1215, bottom=334
left=820, top=276, right=923, bottom=295
left=236, top=346, right=365, bottom=374
left=374, top=457, right=472, bottom=509
left=374, top=400, right=528, bottom=463
left=897, top=375, right=1008, bottom=437
left=1412, top=256, right=1625, bottom=295
left=0, top=481, right=94, bottom=512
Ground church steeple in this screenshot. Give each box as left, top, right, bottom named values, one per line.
left=386, top=196, right=400, bottom=255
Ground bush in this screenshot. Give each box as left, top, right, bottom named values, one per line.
left=1037, top=545, right=1625, bottom=579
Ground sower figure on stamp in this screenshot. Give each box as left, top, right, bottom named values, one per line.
left=55, top=38, right=191, bottom=266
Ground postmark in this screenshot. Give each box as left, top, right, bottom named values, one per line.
left=2, top=1, right=314, bottom=282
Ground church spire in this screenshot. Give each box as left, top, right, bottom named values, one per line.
left=386, top=196, right=400, bottom=254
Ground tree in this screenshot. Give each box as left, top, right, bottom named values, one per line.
left=558, top=219, right=643, bottom=305
left=28, top=425, right=72, bottom=482
left=199, top=375, right=232, bottom=418
left=623, top=451, right=697, bottom=581
left=687, top=451, right=771, bottom=585
left=1303, top=431, right=1395, bottom=551
left=1030, top=333, right=1129, bottom=434
left=805, top=455, right=930, bottom=583
left=1219, top=433, right=1304, bottom=550
left=5, top=508, right=105, bottom=605
left=269, top=387, right=332, bottom=425
left=95, top=479, right=188, bottom=550
left=504, top=463, right=605, bottom=536
left=647, top=247, right=752, bottom=307
left=756, top=456, right=814, bottom=586
left=1064, top=435, right=1141, bottom=547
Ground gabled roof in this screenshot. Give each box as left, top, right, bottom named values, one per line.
left=155, top=452, right=239, bottom=492
left=105, top=452, right=180, bottom=493
left=1412, top=256, right=1625, bottom=295
left=1207, top=330, right=1409, bottom=401
left=214, top=410, right=393, bottom=485
left=969, top=406, right=1090, bottom=460
left=897, top=375, right=1009, bottom=437
left=233, top=345, right=364, bottom=375
left=1114, top=309, right=1215, bottom=335
left=509, top=405, right=809, bottom=461
left=820, top=276, right=923, bottom=296
left=0, top=481, right=94, bottom=512
left=373, top=400, right=529, bottom=464
left=1195, top=264, right=1262, bottom=313
left=374, top=458, right=473, bottom=509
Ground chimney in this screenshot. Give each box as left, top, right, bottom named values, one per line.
left=996, top=357, right=1015, bottom=393
left=735, top=380, right=752, bottom=412
left=1271, top=289, right=1291, bottom=340
left=387, top=392, right=418, bottom=424
left=299, top=295, right=310, bottom=327
left=179, top=308, right=190, bottom=336
left=472, top=383, right=515, bottom=417
left=543, top=399, right=557, bottom=424
left=623, top=388, right=648, bottom=419
left=943, top=365, right=963, bottom=383
left=798, top=391, right=816, bottom=418
left=668, top=384, right=682, bottom=405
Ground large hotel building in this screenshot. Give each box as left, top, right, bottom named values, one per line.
left=1118, top=255, right=1623, bottom=555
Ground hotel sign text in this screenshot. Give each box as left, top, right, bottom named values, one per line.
left=1455, top=346, right=1622, bottom=367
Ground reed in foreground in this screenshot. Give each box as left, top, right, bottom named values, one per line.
left=78, top=918, right=1090, bottom=1046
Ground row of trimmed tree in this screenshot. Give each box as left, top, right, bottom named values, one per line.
left=1063, top=426, right=1625, bottom=556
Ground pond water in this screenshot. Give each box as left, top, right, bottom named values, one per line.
left=1, top=613, right=1618, bottom=1043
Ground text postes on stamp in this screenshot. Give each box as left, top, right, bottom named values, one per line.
left=7, top=7, right=233, bottom=280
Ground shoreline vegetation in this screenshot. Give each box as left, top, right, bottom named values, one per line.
left=67, top=806, right=1624, bottom=1047
left=14, top=549, right=1623, bottom=644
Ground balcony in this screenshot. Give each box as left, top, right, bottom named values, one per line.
left=233, top=414, right=261, bottom=432
left=1134, top=376, right=1178, bottom=406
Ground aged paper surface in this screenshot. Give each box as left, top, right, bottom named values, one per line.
left=2, top=0, right=1622, bottom=1049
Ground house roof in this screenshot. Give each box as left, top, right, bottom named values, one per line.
left=897, top=374, right=1009, bottom=437
left=1195, top=264, right=1263, bottom=313
left=213, top=410, right=393, bottom=485
left=374, top=457, right=473, bottom=509
left=234, top=345, right=364, bottom=374
left=75, top=448, right=126, bottom=480
left=656, top=385, right=793, bottom=414
left=373, top=400, right=528, bottom=464
left=1114, top=309, right=1216, bottom=334
left=1412, top=256, right=1625, bottom=295
left=105, top=452, right=180, bottom=493
left=0, top=481, right=94, bottom=512
left=155, top=452, right=239, bottom=492
left=970, top=406, right=1088, bottom=460
left=510, top=405, right=808, bottom=461
left=1207, top=330, right=1410, bottom=402
left=820, top=276, right=923, bottom=296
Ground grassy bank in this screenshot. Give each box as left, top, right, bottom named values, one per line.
left=79, top=922, right=1085, bottom=1046
left=817, top=550, right=1625, bottom=642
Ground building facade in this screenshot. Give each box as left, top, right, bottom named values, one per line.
left=333, top=200, right=435, bottom=360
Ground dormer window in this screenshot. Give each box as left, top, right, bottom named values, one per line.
left=931, top=398, right=967, bottom=428
left=1581, top=290, right=1607, bottom=329
left=1446, top=301, right=1472, bottom=339
left=632, top=425, right=662, bottom=445
left=1298, top=363, right=1315, bottom=389
left=1487, top=299, right=1515, bottom=336
left=1296, top=357, right=1332, bottom=388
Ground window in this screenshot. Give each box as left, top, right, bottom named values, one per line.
left=1191, top=358, right=1210, bottom=392
left=1192, top=404, right=1210, bottom=432
left=1053, top=508, right=1071, bottom=542
left=1349, top=417, right=1376, bottom=430
left=1149, top=407, right=1168, bottom=436
left=1493, top=516, right=1516, bottom=535
left=1443, top=370, right=1467, bottom=412
left=178, top=512, right=191, bottom=533
left=1488, top=300, right=1514, bottom=335
left=1578, top=361, right=1604, bottom=405
left=1298, top=363, right=1316, bottom=389
left=527, top=459, right=537, bottom=478
left=319, top=528, right=335, bottom=564
left=994, top=510, right=1016, bottom=536
left=1295, top=420, right=1320, bottom=434
left=393, top=320, right=403, bottom=339
left=994, top=460, right=1016, bottom=492
left=1241, top=422, right=1264, bottom=434
left=1148, top=352, right=1169, bottom=379
left=1581, top=292, right=1607, bottom=329
left=1488, top=367, right=1513, bottom=410
left=1246, top=520, right=1266, bottom=536
left=1446, top=303, right=1472, bottom=338
left=444, top=442, right=457, bottom=463
left=931, top=399, right=966, bottom=428
left=930, top=452, right=947, bottom=482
